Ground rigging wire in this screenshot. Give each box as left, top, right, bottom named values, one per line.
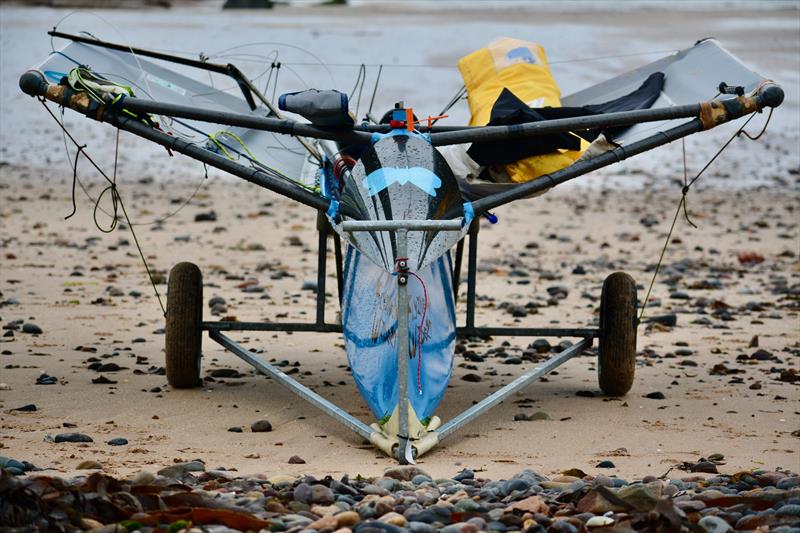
left=367, top=65, right=383, bottom=120
left=637, top=109, right=771, bottom=325
left=56, top=101, right=210, bottom=226
left=349, top=64, right=367, bottom=120
left=40, top=97, right=167, bottom=316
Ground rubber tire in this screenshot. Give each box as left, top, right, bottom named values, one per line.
left=598, top=272, right=637, bottom=396
left=166, top=262, right=203, bottom=388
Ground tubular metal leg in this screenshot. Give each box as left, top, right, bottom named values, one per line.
left=436, top=337, right=593, bottom=441
left=333, top=232, right=344, bottom=306
left=315, top=212, right=328, bottom=325
left=465, top=220, right=479, bottom=330
left=453, top=238, right=464, bottom=304
left=395, top=228, right=413, bottom=464
left=209, top=330, right=375, bottom=441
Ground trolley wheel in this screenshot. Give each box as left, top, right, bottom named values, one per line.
left=598, top=271, right=637, bottom=396
left=165, top=262, right=203, bottom=388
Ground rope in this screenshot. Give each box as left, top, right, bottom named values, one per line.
left=637, top=108, right=769, bottom=324
left=367, top=65, right=383, bottom=119
left=40, top=98, right=167, bottom=316
left=408, top=271, right=428, bottom=396
left=352, top=64, right=367, bottom=120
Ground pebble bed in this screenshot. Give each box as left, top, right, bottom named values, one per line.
left=2, top=463, right=799, bottom=532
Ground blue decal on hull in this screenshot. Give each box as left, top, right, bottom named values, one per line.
left=363, top=167, right=442, bottom=197
left=342, top=247, right=455, bottom=421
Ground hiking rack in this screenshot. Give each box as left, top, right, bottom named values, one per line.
left=18, top=39, right=784, bottom=461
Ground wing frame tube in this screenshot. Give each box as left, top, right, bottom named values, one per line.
left=20, top=71, right=361, bottom=219
left=445, top=83, right=783, bottom=219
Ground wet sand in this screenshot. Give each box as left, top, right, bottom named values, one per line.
left=1, top=170, right=797, bottom=480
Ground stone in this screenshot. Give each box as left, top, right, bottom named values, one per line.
left=405, top=507, right=451, bottom=524
left=294, top=483, right=313, bottom=503
left=157, top=460, right=205, bottom=478
left=210, top=368, right=241, bottom=378
left=308, top=514, right=338, bottom=531
left=453, top=498, right=481, bottom=513
left=378, top=512, right=407, bottom=527
left=453, top=468, right=474, bottom=482
left=336, top=511, right=361, bottom=528
left=289, top=455, right=306, bottom=464
left=505, top=495, right=548, bottom=514
left=22, top=323, right=42, bottom=334
left=311, top=484, right=336, bottom=505
left=80, top=518, right=105, bottom=530
left=131, top=470, right=155, bottom=485
left=195, top=211, right=217, bottom=222
left=585, top=516, right=614, bottom=527
left=302, top=280, right=319, bottom=292
left=408, top=522, right=435, bottom=533
left=77, top=459, right=102, bottom=470
left=698, top=516, right=732, bottom=533
left=11, top=404, right=37, bottom=412
left=646, top=314, right=677, bottom=327
left=596, top=460, right=615, bottom=468
left=250, top=419, right=273, bottom=432
left=354, top=521, right=405, bottom=533
left=548, top=520, right=578, bottom=533
left=54, top=432, right=93, bottom=443
left=107, top=438, right=128, bottom=446
left=268, top=474, right=297, bottom=486
left=35, top=374, right=57, bottom=385
left=531, top=339, right=551, bottom=353
left=384, top=465, right=431, bottom=481
left=777, top=476, right=800, bottom=490
left=577, top=481, right=662, bottom=514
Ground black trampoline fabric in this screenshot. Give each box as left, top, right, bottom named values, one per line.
left=467, top=72, right=664, bottom=166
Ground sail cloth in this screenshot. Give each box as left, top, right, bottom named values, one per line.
left=34, top=41, right=310, bottom=180
left=458, top=37, right=584, bottom=183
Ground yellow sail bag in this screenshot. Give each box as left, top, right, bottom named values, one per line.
left=458, top=37, right=585, bottom=183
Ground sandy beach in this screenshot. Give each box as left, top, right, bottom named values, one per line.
left=1, top=0, right=799, bottom=503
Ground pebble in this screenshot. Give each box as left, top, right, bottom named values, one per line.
left=54, top=432, right=93, bottom=443
left=646, top=314, right=677, bottom=327
left=131, top=470, right=155, bottom=485
left=1, top=456, right=797, bottom=533
left=107, top=438, right=128, bottom=446
left=157, top=459, right=205, bottom=478
left=384, top=465, right=431, bottom=482
left=35, top=373, right=57, bottom=385
left=697, top=515, right=733, bottom=532
left=22, top=322, right=42, bottom=334
left=250, top=419, right=273, bottom=432
left=11, top=404, right=37, bottom=412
